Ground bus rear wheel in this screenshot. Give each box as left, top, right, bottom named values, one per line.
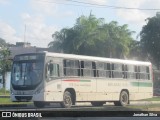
left=61, top=91, right=73, bottom=108
left=91, top=102, right=105, bottom=106
left=114, top=91, right=129, bottom=106
left=34, top=101, right=45, bottom=108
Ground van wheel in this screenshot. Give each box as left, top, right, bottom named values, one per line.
left=61, top=91, right=73, bottom=108
left=91, top=102, right=105, bottom=106
left=114, top=91, right=129, bottom=106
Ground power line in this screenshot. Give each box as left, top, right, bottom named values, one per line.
left=34, top=0, right=99, bottom=8
left=35, top=0, right=160, bottom=11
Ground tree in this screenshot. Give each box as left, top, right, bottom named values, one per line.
left=49, top=14, right=134, bottom=58
left=128, top=40, right=148, bottom=60
left=99, top=22, right=134, bottom=58
left=0, top=38, right=12, bottom=90
left=71, top=13, right=105, bottom=56
left=140, top=12, right=160, bottom=69
left=48, top=28, right=68, bottom=53
left=49, top=13, right=105, bottom=56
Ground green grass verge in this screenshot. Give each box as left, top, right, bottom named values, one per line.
left=0, top=88, right=10, bottom=95
left=139, top=97, right=160, bottom=101
left=126, top=103, right=160, bottom=111
left=0, top=98, right=32, bottom=105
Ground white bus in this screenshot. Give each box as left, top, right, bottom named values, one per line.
left=10, top=52, right=153, bottom=108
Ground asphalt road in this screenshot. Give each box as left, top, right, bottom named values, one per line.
left=0, top=102, right=160, bottom=110
left=0, top=103, right=160, bottom=116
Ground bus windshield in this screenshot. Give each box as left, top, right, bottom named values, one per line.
left=11, top=54, right=45, bottom=90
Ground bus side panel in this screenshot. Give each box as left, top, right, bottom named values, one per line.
left=61, top=78, right=95, bottom=102
left=137, top=80, right=153, bottom=100
left=128, top=80, right=139, bottom=100
left=96, top=79, right=113, bottom=101
left=44, top=80, right=63, bottom=102
left=80, top=78, right=96, bottom=101
left=96, top=79, right=131, bottom=101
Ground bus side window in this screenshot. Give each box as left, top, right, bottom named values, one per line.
left=111, top=63, right=114, bottom=78
left=104, top=63, right=111, bottom=78
left=63, top=60, right=66, bottom=76
left=146, top=66, right=149, bottom=73
left=112, top=63, right=123, bottom=78
left=146, top=66, right=150, bottom=80
left=83, top=61, right=92, bottom=77
left=77, top=60, right=81, bottom=76
left=80, top=61, right=84, bottom=76
left=92, top=62, right=96, bottom=77
left=122, top=64, right=126, bottom=79
left=74, top=60, right=80, bottom=76
left=48, top=63, right=59, bottom=78
left=139, top=66, right=150, bottom=80
left=97, top=62, right=107, bottom=78
left=63, top=59, right=80, bottom=77
left=135, top=66, right=140, bottom=79
left=127, top=65, right=136, bottom=79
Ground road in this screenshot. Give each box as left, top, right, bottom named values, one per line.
left=0, top=102, right=160, bottom=111
left=0, top=103, right=160, bottom=118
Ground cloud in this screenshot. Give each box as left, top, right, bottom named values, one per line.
left=117, top=10, right=149, bottom=25
left=0, top=21, right=21, bottom=44
left=29, top=0, right=75, bottom=19
left=86, top=0, right=108, bottom=4
left=116, top=0, right=147, bottom=24
left=21, top=13, right=58, bottom=47
left=116, top=0, right=159, bottom=25
left=0, top=13, right=58, bottom=48
left=30, top=0, right=58, bottom=16
left=0, top=0, right=9, bottom=5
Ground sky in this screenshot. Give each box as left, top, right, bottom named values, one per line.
left=0, top=0, right=159, bottom=48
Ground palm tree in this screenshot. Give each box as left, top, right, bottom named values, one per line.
left=48, top=14, right=134, bottom=59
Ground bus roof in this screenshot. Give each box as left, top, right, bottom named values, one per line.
left=44, top=52, right=151, bottom=66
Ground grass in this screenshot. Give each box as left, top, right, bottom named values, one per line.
left=0, top=88, right=32, bottom=105
left=139, top=97, right=160, bottom=101
left=0, top=88, right=10, bottom=95
left=126, top=104, right=160, bottom=111
left=0, top=98, right=32, bottom=105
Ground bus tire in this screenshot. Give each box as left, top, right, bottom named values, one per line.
left=91, top=102, right=105, bottom=106
left=61, top=91, right=73, bottom=108
left=114, top=91, right=129, bottom=106
left=34, top=101, right=45, bottom=108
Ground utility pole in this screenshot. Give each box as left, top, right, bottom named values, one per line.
left=24, top=24, right=26, bottom=47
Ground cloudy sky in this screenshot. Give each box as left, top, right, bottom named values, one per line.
left=0, top=0, right=159, bottom=47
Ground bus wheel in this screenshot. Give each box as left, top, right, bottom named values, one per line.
left=61, top=91, right=73, bottom=108
left=34, top=101, right=45, bottom=108
left=91, top=102, right=104, bottom=106
left=114, top=91, right=129, bottom=106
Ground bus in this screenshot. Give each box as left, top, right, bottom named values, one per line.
left=10, top=52, right=153, bottom=108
